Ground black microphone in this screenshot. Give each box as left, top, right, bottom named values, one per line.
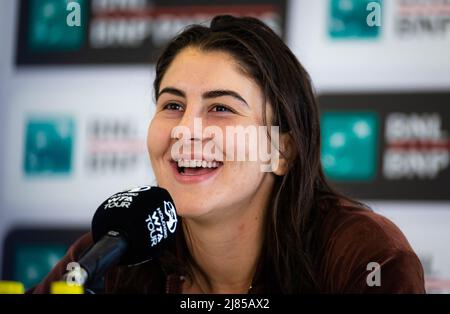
left=65, top=186, right=178, bottom=288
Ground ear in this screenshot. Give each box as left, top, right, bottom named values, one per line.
left=273, top=132, right=294, bottom=176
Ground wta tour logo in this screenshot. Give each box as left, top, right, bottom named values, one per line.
left=145, top=200, right=178, bottom=247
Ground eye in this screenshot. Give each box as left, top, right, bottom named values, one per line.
left=163, top=102, right=184, bottom=111
left=210, top=104, right=235, bottom=113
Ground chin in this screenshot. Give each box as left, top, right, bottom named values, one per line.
left=176, top=207, right=211, bottom=219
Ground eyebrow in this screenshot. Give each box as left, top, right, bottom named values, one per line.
left=157, top=87, right=249, bottom=107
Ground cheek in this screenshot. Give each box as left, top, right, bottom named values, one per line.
left=147, top=117, right=172, bottom=162
left=216, top=162, right=268, bottom=210
left=230, top=161, right=264, bottom=185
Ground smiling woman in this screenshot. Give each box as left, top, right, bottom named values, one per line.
left=29, top=15, right=425, bottom=294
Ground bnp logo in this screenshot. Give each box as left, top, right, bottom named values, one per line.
left=15, top=245, right=67, bottom=290
left=321, top=112, right=379, bottom=181
left=23, top=116, right=75, bottom=176
left=328, top=0, right=382, bottom=39
left=28, top=0, right=87, bottom=51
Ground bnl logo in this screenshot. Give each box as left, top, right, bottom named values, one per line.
left=28, top=0, right=86, bottom=52
left=321, top=112, right=379, bottom=181
left=23, top=116, right=75, bottom=176
left=329, top=0, right=382, bottom=39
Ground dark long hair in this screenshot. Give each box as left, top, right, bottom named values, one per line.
left=110, top=15, right=365, bottom=294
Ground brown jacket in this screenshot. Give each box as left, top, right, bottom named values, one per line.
left=29, top=205, right=426, bottom=294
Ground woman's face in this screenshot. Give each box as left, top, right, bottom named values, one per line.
left=147, top=47, right=275, bottom=222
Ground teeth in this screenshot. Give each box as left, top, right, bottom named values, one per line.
left=175, top=159, right=221, bottom=168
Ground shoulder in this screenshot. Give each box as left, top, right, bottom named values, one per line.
left=320, top=204, right=412, bottom=253
left=316, top=203, right=425, bottom=293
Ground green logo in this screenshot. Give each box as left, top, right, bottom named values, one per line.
left=28, top=0, right=86, bottom=51
left=23, top=116, right=75, bottom=175
left=328, top=0, right=382, bottom=39
left=321, top=111, right=379, bottom=181
left=14, top=245, right=67, bottom=289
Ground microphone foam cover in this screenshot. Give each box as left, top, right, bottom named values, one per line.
left=92, top=186, right=178, bottom=265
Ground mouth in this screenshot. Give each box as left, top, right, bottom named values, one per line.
left=170, top=158, right=223, bottom=183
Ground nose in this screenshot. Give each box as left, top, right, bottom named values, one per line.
left=172, top=107, right=203, bottom=141
left=171, top=107, right=204, bottom=159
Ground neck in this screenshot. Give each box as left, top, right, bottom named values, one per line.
left=182, top=203, right=266, bottom=294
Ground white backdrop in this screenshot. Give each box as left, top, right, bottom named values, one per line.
left=1, top=0, right=450, bottom=288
